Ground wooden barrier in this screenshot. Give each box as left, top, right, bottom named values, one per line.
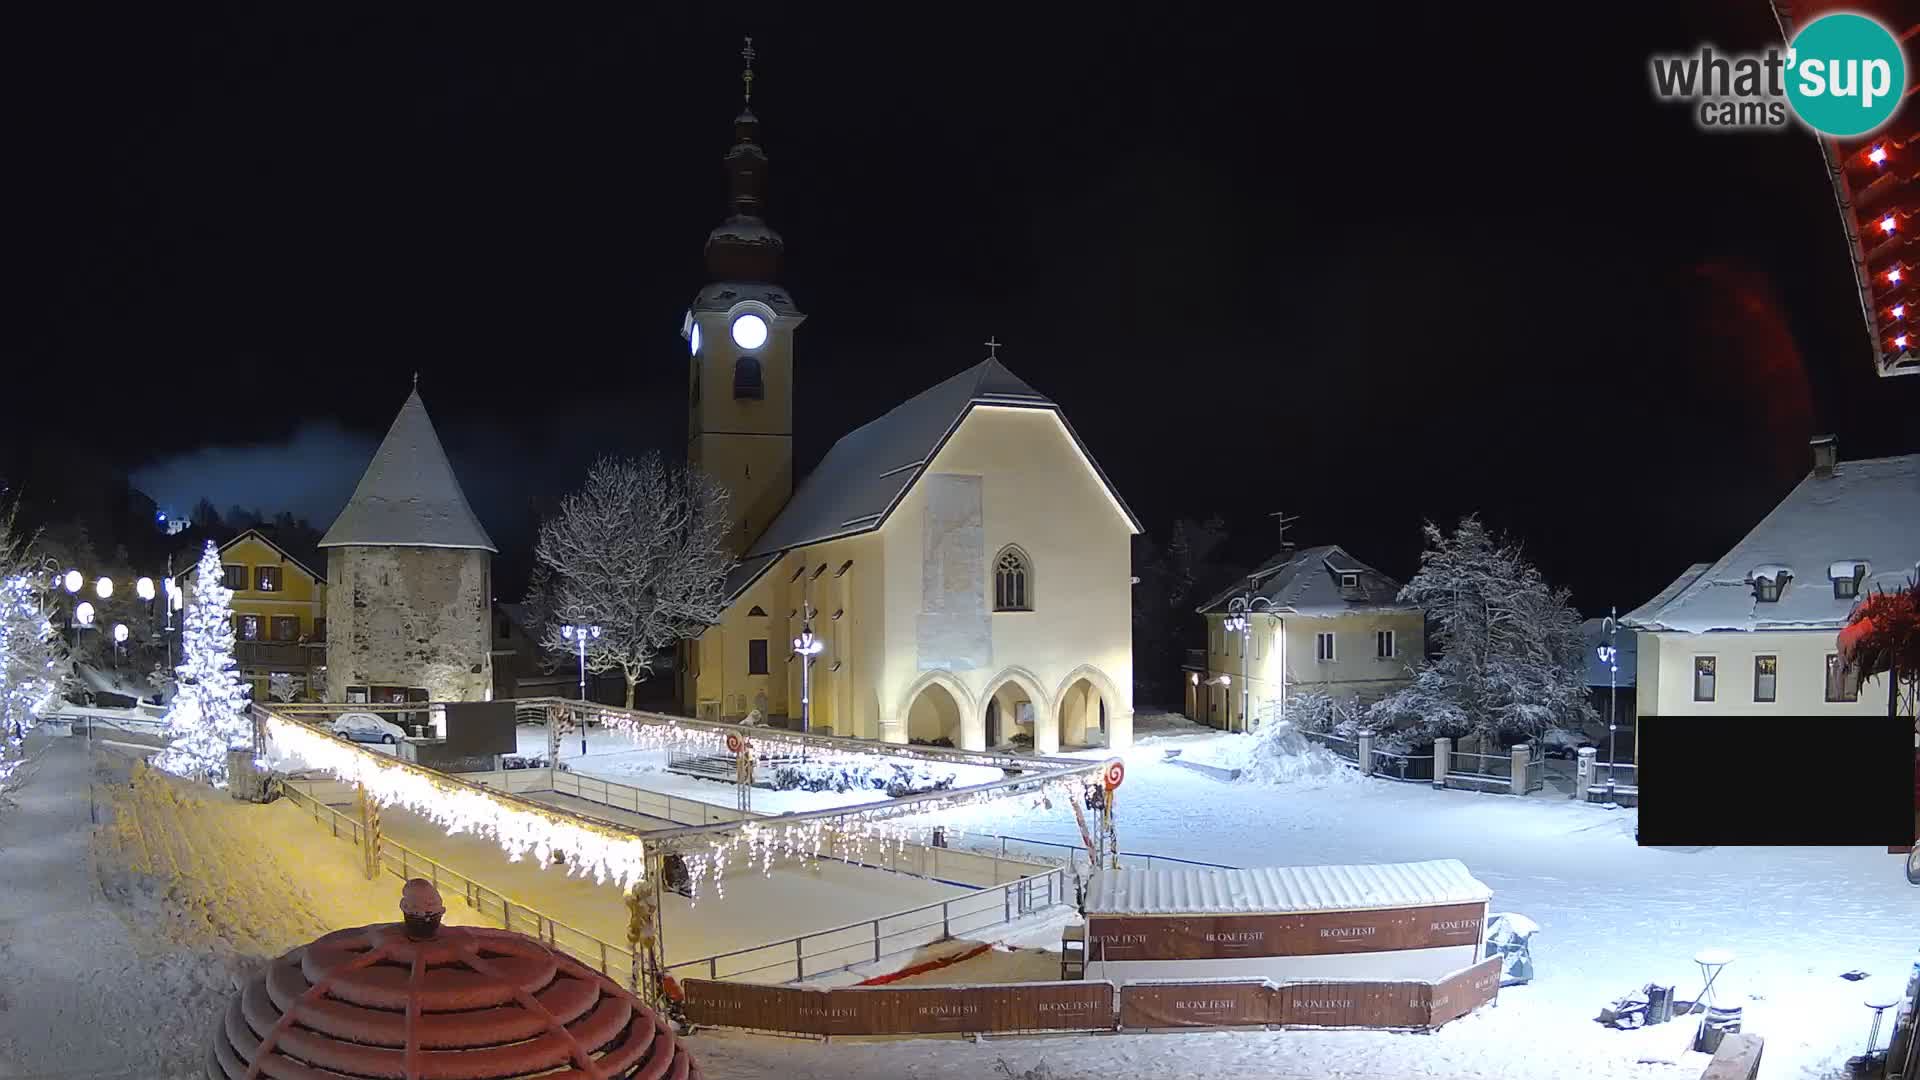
left=1699, top=1033, right=1763, bottom=1080
left=1088, top=902, right=1486, bottom=961
left=684, top=956, right=1501, bottom=1037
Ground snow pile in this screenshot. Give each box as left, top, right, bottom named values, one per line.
left=1233, top=720, right=1364, bottom=788
left=769, top=757, right=960, bottom=797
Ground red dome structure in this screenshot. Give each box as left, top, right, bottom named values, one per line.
left=209, top=881, right=699, bottom=1080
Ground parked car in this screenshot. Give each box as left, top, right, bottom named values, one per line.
left=1538, top=728, right=1595, bottom=760
left=331, top=712, right=408, bottom=745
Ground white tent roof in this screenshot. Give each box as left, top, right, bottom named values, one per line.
left=319, top=390, right=496, bottom=552
left=1085, top=859, right=1491, bottom=916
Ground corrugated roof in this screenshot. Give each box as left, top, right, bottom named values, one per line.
left=1197, top=544, right=1413, bottom=616
left=1622, top=454, right=1919, bottom=632
left=319, top=390, right=496, bottom=552
left=1085, top=859, right=1491, bottom=916
left=730, top=358, right=1140, bottom=596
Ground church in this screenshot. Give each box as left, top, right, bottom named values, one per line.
left=676, top=45, right=1140, bottom=753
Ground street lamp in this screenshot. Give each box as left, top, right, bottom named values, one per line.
left=136, top=577, right=155, bottom=601
left=112, top=623, right=129, bottom=657
left=63, top=570, right=82, bottom=594
left=74, top=601, right=95, bottom=627
left=95, top=576, right=113, bottom=600
left=792, top=605, right=825, bottom=734
left=1597, top=608, right=1620, bottom=799
left=1224, top=587, right=1278, bottom=734
left=559, top=624, right=600, bottom=755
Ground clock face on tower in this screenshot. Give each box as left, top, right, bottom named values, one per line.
left=731, top=312, right=768, bottom=350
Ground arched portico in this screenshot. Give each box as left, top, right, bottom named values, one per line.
left=1053, top=664, right=1127, bottom=751
left=895, top=670, right=979, bottom=748
left=980, top=666, right=1051, bottom=752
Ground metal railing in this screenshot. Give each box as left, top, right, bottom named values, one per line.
left=1592, top=761, right=1638, bottom=793
left=1524, top=749, right=1547, bottom=793
left=1448, top=749, right=1512, bottom=790
left=664, top=866, right=1068, bottom=985
left=970, top=833, right=1236, bottom=872
left=278, top=781, right=643, bottom=990
left=1370, top=747, right=1436, bottom=783
left=1303, top=730, right=1360, bottom=763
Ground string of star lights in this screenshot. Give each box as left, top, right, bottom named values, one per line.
left=263, top=715, right=652, bottom=890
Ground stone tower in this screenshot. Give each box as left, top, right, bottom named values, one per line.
left=319, top=389, right=496, bottom=703
left=685, top=38, right=806, bottom=554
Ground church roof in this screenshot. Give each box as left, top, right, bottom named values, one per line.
left=730, top=357, right=1139, bottom=597
left=319, top=390, right=496, bottom=552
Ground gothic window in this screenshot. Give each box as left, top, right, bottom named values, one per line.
left=993, top=546, right=1033, bottom=612
left=733, top=355, right=764, bottom=399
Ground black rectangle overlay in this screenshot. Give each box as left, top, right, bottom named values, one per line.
left=1638, top=717, right=1916, bottom=846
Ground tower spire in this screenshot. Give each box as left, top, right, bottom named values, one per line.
left=741, top=35, right=756, bottom=105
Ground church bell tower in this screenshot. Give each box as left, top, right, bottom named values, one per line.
left=685, top=36, right=803, bottom=554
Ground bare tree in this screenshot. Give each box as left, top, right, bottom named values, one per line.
left=530, top=455, right=735, bottom=707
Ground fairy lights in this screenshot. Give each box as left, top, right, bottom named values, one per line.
left=264, top=715, right=651, bottom=889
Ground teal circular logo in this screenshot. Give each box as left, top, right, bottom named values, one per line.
left=1787, top=13, right=1907, bottom=136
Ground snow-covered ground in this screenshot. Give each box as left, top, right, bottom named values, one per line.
left=7, top=713, right=1913, bottom=1080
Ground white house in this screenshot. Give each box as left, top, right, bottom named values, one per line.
left=1623, top=436, right=1919, bottom=746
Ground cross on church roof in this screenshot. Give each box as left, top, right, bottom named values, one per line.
left=741, top=36, right=756, bottom=104
left=984, top=336, right=1001, bottom=360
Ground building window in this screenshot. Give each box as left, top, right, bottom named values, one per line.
left=223, top=564, right=248, bottom=591
left=236, top=614, right=263, bottom=641
left=1316, top=632, right=1336, bottom=662
left=1754, top=655, right=1777, bottom=702
left=1375, top=629, right=1396, bottom=659
left=255, top=566, right=282, bottom=592
left=1340, top=572, right=1358, bottom=589
left=733, top=355, right=764, bottom=399
left=748, top=639, right=769, bottom=675
left=747, top=605, right=767, bottom=617
left=1754, top=572, right=1789, bottom=602
left=313, top=618, right=327, bottom=642
left=1826, top=654, right=1861, bottom=702
left=994, top=546, right=1032, bottom=611
left=271, top=616, right=299, bottom=642
left=1833, top=563, right=1867, bottom=599
left=1693, top=656, right=1716, bottom=701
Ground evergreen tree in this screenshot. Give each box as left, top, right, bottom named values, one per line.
left=0, top=506, right=67, bottom=789
left=1368, top=517, right=1595, bottom=744
left=154, top=540, right=252, bottom=786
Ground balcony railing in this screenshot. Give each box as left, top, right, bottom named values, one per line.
left=234, top=640, right=324, bottom=669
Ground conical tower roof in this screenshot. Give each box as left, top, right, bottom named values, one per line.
left=319, top=390, right=496, bottom=552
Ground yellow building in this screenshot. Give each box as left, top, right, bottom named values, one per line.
left=674, top=73, right=1141, bottom=753
left=1187, top=545, right=1425, bottom=732
left=175, top=529, right=328, bottom=703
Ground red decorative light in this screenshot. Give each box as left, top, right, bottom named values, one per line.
left=1890, top=267, right=1904, bottom=284
left=1883, top=216, right=1900, bottom=234
left=1870, top=145, right=1889, bottom=165
left=1895, top=304, right=1906, bottom=320
left=1897, top=335, right=1910, bottom=349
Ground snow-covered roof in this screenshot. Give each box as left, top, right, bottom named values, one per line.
left=1196, top=545, right=1415, bottom=616
left=319, top=390, right=496, bottom=552
left=728, top=358, right=1141, bottom=597
left=1582, top=617, right=1638, bottom=687
left=1622, top=454, right=1919, bottom=633
left=1086, top=859, right=1491, bottom=916
left=690, top=281, right=801, bottom=317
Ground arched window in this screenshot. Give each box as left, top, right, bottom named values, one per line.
left=733, top=355, right=764, bottom=399
left=994, top=546, right=1033, bottom=611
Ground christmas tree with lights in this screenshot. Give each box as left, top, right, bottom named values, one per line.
left=154, top=540, right=253, bottom=786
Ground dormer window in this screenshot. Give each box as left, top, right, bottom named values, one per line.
left=1749, top=565, right=1792, bottom=603
left=1339, top=572, right=1358, bottom=589
left=1830, top=560, right=1870, bottom=599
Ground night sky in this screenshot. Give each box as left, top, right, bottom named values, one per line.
left=9, top=4, right=1919, bottom=610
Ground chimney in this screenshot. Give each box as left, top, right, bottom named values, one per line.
left=1810, top=434, right=1838, bottom=477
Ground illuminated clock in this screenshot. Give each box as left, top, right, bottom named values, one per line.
left=731, top=312, right=768, bottom=350
left=689, top=321, right=702, bottom=356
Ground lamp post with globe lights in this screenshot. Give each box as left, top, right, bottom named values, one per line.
left=560, top=624, right=601, bottom=755
left=1224, top=587, right=1278, bottom=734
left=1597, top=609, right=1621, bottom=800
left=791, top=605, right=825, bottom=735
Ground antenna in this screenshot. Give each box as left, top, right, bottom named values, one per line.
left=1270, top=511, right=1300, bottom=547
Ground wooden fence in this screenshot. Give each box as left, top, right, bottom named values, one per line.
left=683, top=957, right=1501, bottom=1037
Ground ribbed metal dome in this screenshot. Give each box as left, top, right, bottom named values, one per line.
left=208, top=882, right=698, bottom=1080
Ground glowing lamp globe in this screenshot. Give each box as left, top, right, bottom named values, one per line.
left=95, top=577, right=113, bottom=599
left=730, top=312, right=768, bottom=350
left=63, top=570, right=82, bottom=594
left=113, top=623, right=129, bottom=643
left=206, top=880, right=700, bottom=1080
left=136, top=577, right=156, bottom=601
left=689, top=321, right=702, bottom=356
left=74, top=601, right=95, bottom=627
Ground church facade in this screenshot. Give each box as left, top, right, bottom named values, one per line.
left=676, top=55, right=1140, bottom=753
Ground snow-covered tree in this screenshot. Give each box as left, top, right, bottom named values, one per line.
left=531, top=454, right=735, bottom=707
left=1367, top=517, right=1595, bottom=744
left=154, top=540, right=252, bottom=786
left=0, top=506, right=67, bottom=789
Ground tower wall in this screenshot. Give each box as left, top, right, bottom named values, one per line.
left=325, top=546, right=493, bottom=702
left=689, top=308, right=794, bottom=552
